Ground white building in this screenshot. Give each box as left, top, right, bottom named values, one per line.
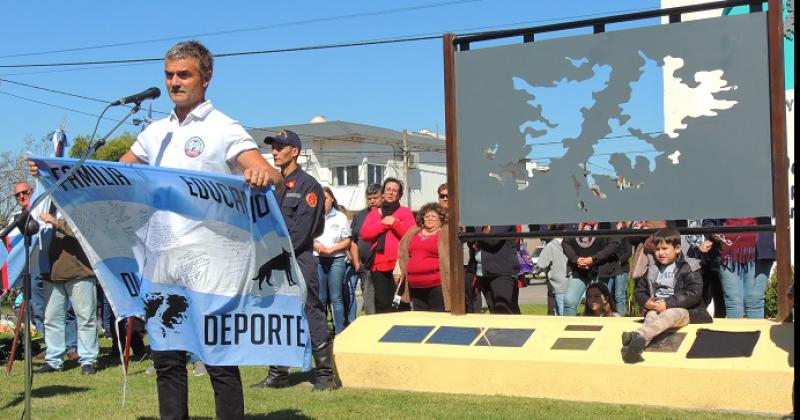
left=249, top=119, right=447, bottom=212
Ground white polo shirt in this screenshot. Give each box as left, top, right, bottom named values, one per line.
left=314, top=208, right=351, bottom=258
left=130, top=100, right=257, bottom=174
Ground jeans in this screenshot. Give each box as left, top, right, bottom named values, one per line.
left=554, top=293, right=565, bottom=316
left=65, top=303, right=77, bottom=352
left=344, top=265, right=358, bottom=325
left=564, top=276, right=594, bottom=316
left=30, top=274, right=46, bottom=334
left=317, top=256, right=347, bottom=335
left=720, top=260, right=773, bottom=319
left=97, top=284, right=113, bottom=332
left=152, top=350, right=243, bottom=420
left=43, top=277, right=98, bottom=368
left=604, top=274, right=629, bottom=316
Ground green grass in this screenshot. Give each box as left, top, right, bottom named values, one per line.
left=0, top=301, right=782, bottom=419
left=0, top=338, right=779, bottom=420
left=519, top=304, right=548, bottom=315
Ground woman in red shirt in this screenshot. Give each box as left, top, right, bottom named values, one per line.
left=359, top=178, right=415, bottom=313
left=397, top=203, right=451, bottom=312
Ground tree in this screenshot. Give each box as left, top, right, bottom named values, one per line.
left=68, top=132, right=135, bottom=162
left=0, top=134, right=51, bottom=227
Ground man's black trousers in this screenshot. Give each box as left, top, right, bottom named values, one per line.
left=152, top=350, right=243, bottom=420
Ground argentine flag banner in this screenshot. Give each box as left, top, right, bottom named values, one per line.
left=30, top=156, right=311, bottom=369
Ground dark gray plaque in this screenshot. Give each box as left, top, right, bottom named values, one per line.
left=551, top=337, right=595, bottom=351
left=425, top=327, right=482, bottom=346
left=456, top=13, right=773, bottom=226
left=565, top=325, right=603, bottom=332
left=645, top=331, right=687, bottom=353
left=379, top=326, right=435, bottom=344
left=475, top=328, right=535, bottom=347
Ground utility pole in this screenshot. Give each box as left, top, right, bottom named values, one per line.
left=402, top=129, right=411, bottom=209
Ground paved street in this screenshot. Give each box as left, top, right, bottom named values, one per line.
left=353, top=278, right=549, bottom=309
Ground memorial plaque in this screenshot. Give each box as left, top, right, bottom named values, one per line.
left=426, top=327, right=483, bottom=346
left=565, top=325, right=603, bottom=332
left=551, top=337, right=594, bottom=351
left=686, top=329, right=761, bottom=358
left=379, top=326, right=435, bottom=344
left=645, top=331, right=687, bottom=353
left=456, top=13, right=773, bottom=226
left=475, top=328, right=535, bottom=347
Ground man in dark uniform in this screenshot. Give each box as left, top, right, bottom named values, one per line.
left=251, top=129, right=337, bottom=391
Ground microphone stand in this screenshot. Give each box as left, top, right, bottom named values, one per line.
left=0, top=102, right=141, bottom=420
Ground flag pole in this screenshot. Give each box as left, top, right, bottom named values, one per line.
left=123, top=317, right=133, bottom=373
left=5, top=300, right=25, bottom=376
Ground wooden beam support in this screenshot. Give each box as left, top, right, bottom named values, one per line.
left=443, top=33, right=466, bottom=315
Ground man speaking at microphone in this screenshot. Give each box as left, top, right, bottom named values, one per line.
left=28, top=40, right=280, bottom=419
left=118, top=40, right=281, bottom=420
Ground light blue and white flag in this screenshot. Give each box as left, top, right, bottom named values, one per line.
left=3, top=191, right=46, bottom=290
left=29, top=156, right=311, bottom=369
left=2, top=128, right=68, bottom=289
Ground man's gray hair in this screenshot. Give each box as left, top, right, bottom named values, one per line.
left=165, top=40, right=214, bottom=80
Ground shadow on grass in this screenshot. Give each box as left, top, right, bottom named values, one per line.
left=138, top=410, right=313, bottom=419
left=2, top=385, right=90, bottom=409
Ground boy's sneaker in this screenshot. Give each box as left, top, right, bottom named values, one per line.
left=192, top=361, right=207, bottom=377
left=622, top=334, right=647, bottom=364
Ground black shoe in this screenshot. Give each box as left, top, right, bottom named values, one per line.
left=622, top=334, right=647, bottom=364
left=251, top=366, right=290, bottom=388
left=621, top=331, right=637, bottom=347
left=34, top=364, right=60, bottom=374
left=312, top=343, right=340, bottom=392
left=81, top=364, right=97, bottom=375
left=312, top=375, right=338, bottom=392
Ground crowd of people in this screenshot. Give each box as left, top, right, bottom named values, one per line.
left=0, top=39, right=793, bottom=420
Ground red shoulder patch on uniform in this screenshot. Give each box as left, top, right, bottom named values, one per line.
left=306, top=192, right=318, bottom=208
left=286, top=179, right=297, bottom=190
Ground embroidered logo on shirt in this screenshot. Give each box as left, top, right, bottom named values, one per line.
left=184, top=137, right=205, bottom=158
left=306, top=192, right=318, bottom=208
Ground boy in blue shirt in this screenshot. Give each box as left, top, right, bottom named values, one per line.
left=622, top=227, right=712, bottom=363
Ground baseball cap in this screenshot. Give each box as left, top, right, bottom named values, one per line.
left=264, top=129, right=302, bottom=149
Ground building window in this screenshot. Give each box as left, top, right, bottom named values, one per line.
left=367, top=164, right=384, bottom=186
left=334, top=165, right=359, bottom=186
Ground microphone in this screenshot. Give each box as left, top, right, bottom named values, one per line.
left=111, top=87, right=161, bottom=106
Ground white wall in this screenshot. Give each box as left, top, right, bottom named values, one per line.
left=263, top=138, right=446, bottom=213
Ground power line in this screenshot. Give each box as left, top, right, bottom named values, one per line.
left=0, top=76, right=672, bottom=151
left=0, top=5, right=662, bottom=69
left=0, top=62, right=152, bottom=78
left=0, top=77, right=172, bottom=116
left=0, top=0, right=485, bottom=60
left=1, top=77, right=109, bottom=104
left=0, top=91, right=138, bottom=126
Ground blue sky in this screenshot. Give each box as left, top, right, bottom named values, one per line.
left=0, top=0, right=660, bottom=153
